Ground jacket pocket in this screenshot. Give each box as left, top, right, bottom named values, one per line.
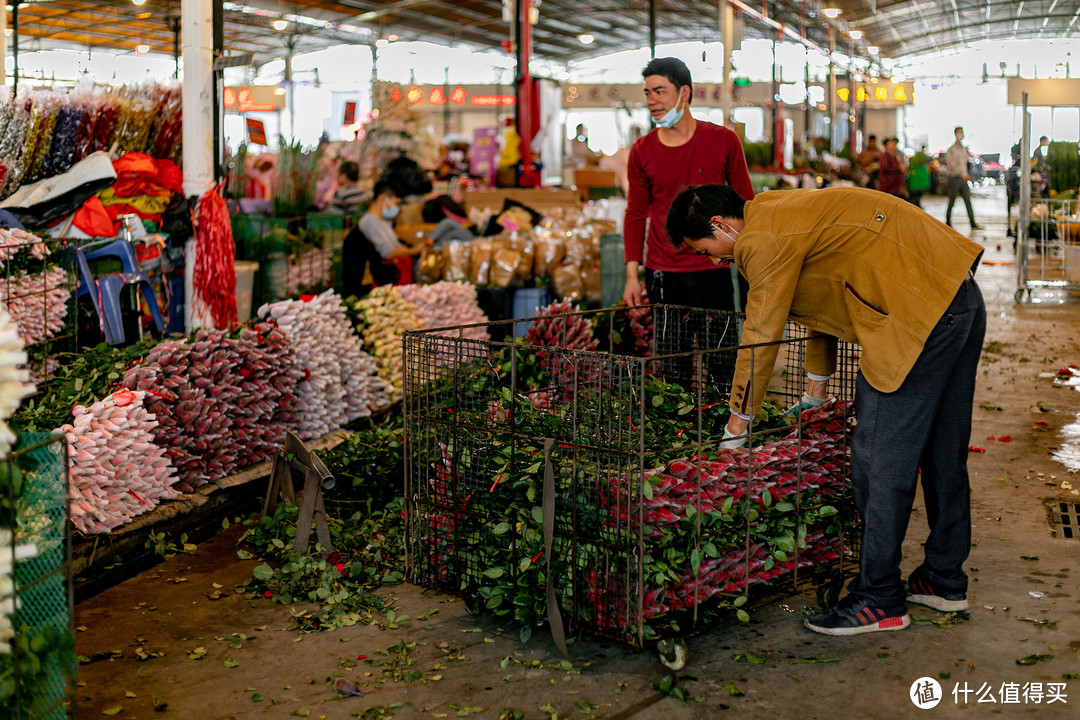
left=843, top=284, right=888, bottom=324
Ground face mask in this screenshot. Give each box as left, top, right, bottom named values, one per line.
left=382, top=204, right=400, bottom=221
left=656, top=95, right=685, bottom=129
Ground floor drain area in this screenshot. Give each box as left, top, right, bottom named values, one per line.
left=1049, top=501, right=1080, bottom=540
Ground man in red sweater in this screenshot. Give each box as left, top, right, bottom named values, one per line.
left=622, top=56, right=755, bottom=385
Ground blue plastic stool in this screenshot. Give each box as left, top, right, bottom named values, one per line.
left=82, top=238, right=142, bottom=273
left=75, top=247, right=165, bottom=345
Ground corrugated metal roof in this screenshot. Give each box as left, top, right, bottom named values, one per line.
left=5, top=0, right=1076, bottom=71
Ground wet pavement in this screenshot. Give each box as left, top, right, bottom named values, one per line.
left=74, top=185, right=1080, bottom=719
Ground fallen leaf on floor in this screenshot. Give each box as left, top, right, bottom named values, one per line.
left=188, top=647, right=206, bottom=660
left=911, top=612, right=970, bottom=628
left=1016, top=653, right=1054, bottom=666
left=101, top=708, right=122, bottom=716
left=224, top=657, right=239, bottom=668
left=790, top=657, right=840, bottom=664
left=733, top=653, right=766, bottom=664
left=334, top=678, right=364, bottom=697
left=125, top=691, right=136, bottom=698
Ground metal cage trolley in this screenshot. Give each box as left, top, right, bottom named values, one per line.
left=403, top=304, right=860, bottom=656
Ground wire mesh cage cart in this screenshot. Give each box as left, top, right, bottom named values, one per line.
left=1, top=432, right=75, bottom=719
left=0, top=232, right=77, bottom=383
left=1015, top=196, right=1080, bottom=302
left=403, top=304, right=860, bottom=650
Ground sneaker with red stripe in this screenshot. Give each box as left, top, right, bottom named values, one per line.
left=803, top=594, right=911, bottom=637
left=906, top=568, right=969, bottom=612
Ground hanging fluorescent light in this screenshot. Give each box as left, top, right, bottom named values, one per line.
left=822, top=8, right=841, bottom=19
left=577, top=33, right=595, bottom=45
left=136, top=44, right=150, bottom=54
left=849, top=30, right=863, bottom=40
left=387, top=34, right=399, bottom=41
left=273, top=19, right=289, bottom=31
left=132, top=0, right=147, bottom=5
left=868, top=46, right=879, bottom=55
left=375, top=38, right=389, bottom=48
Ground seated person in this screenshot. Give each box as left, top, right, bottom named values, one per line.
left=326, top=160, right=367, bottom=217
left=422, top=177, right=477, bottom=244
left=343, top=181, right=428, bottom=297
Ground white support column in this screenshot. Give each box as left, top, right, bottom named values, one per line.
left=720, top=0, right=734, bottom=128
left=182, top=0, right=215, bottom=198
left=182, top=0, right=216, bottom=332
left=1, top=11, right=6, bottom=88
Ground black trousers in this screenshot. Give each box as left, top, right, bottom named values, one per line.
left=846, top=275, right=986, bottom=608
left=945, top=177, right=977, bottom=228
left=644, top=266, right=749, bottom=391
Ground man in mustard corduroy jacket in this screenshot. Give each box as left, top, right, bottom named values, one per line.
left=665, top=185, right=985, bottom=637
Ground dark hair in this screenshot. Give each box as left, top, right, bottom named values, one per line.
left=868, top=134, right=877, bottom=141
left=1040, top=135, right=1049, bottom=142
left=954, top=126, right=964, bottom=134
left=372, top=180, right=400, bottom=201
left=665, top=184, right=745, bottom=248
left=642, top=57, right=693, bottom=105
left=339, top=161, right=359, bottom=182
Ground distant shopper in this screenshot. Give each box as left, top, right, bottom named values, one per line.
left=944, top=126, right=982, bottom=230
left=857, top=135, right=883, bottom=189
left=877, top=138, right=908, bottom=199
left=1032, top=136, right=1051, bottom=197
left=622, top=56, right=754, bottom=384
left=1032, top=135, right=1050, bottom=174
left=326, top=161, right=366, bottom=217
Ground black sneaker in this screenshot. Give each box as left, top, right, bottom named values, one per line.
left=906, top=569, right=968, bottom=612
left=803, top=595, right=910, bottom=637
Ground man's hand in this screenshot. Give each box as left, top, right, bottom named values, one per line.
left=783, top=392, right=828, bottom=419
left=720, top=416, right=750, bottom=449
left=623, top=274, right=644, bottom=306
left=719, top=426, right=746, bottom=449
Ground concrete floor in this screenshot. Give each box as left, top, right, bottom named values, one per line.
left=74, top=186, right=1080, bottom=719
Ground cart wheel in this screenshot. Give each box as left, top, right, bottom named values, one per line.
left=657, top=638, right=688, bottom=671
left=1014, top=288, right=1026, bottom=304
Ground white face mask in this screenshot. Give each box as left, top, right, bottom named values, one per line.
left=711, top=222, right=738, bottom=245
left=656, top=95, right=685, bottom=129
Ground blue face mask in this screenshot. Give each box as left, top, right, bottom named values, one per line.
left=656, top=96, right=685, bottom=129
left=382, top=204, right=400, bottom=221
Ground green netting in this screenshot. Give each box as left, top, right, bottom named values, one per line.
left=233, top=213, right=346, bottom=305
left=2, top=432, right=74, bottom=720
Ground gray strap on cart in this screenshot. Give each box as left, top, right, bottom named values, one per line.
left=542, top=437, right=569, bottom=658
